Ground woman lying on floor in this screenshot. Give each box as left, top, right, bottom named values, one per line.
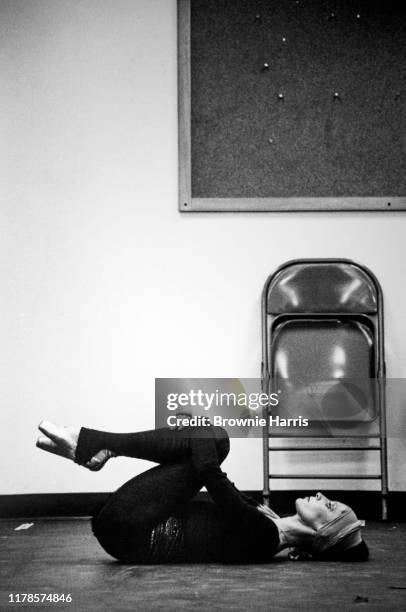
left=36, top=422, right=368, bottom=563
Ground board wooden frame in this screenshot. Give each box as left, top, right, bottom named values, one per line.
left=177, top=0, right=406, bottom=213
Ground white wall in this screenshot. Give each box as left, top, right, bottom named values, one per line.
left=1, top=0, right=406, bottom=495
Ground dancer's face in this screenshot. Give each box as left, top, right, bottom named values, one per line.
left=295, top=492, right=350, bottom=529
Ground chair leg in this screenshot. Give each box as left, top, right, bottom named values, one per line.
left=381, top=494, right=388, bottom=521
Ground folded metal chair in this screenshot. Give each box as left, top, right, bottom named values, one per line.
left=261, top=259, right=388, bottom=519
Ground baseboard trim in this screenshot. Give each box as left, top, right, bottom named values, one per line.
left=1, top=491, right=405, bottom=520
left=0, top=493, right=109, bottom=519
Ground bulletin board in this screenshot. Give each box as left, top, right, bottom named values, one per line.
left=178, top=0, right=406, bottom=212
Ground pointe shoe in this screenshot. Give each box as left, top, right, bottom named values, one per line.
left=37, top=420, right=80, bottom=461
left=36, top=420, right=115, bottom=471
left=84, top=449, right=116, bottom=471
left=36, top=434, right=63, bottom=456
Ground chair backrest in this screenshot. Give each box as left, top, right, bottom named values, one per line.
left=265, top=261, right=379, bottom=315
left=262, top=260, right=384, bottom=424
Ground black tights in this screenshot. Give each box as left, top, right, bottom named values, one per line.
left=80, top=426, right=230, bottom=561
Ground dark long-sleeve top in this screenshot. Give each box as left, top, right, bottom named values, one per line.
left=182, top=432, right=280, bottom=563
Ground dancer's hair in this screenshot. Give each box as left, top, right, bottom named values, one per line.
left=314, top=539, right=369, bottom=562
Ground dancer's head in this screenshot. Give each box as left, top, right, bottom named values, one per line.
left=294, top=492, right=368, bottom=561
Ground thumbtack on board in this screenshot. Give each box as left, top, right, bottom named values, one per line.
left=277, top=92, right=285, bottom=101
left=261, top=62, right=270, bottom=71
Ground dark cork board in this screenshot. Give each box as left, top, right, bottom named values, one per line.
left=180, top=0, right=406, bottom=210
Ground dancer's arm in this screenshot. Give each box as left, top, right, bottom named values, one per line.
left=190, top=430, right=278, bottom=531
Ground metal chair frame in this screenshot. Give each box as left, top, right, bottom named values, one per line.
left=261, top=258, right=388, bottom=520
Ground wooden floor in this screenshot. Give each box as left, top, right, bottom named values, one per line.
left=1, top=519, right=406, bottom=611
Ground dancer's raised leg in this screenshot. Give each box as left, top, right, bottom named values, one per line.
left=37, top=420, right=229, bottom=470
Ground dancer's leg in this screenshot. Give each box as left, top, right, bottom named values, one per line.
left=75, top=425, right=228, bottom=466
left=37, top=421, right=228, bottom=471
left=90, top=429, right=230, bottom=562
